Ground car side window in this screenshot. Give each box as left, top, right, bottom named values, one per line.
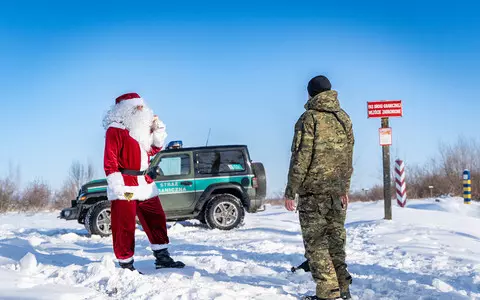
left=158, top=154, right=191, bottom=176
left=196, top=150, right=246, bottom=174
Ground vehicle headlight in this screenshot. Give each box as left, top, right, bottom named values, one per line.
left=78, top=194, right=87, bottom=201
left=64, top=210, right=72, bottom=217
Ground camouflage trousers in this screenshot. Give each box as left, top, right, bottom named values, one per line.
left=298, top=194, right=351, bottom=299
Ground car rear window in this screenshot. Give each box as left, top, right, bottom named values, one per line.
left=196, top=150, right=246, bottom=174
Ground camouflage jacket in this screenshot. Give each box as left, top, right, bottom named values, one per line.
left=284, top=90, right=354, bottom=199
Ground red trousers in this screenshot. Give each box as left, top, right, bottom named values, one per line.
left=111, top=196, right=169, bottom=262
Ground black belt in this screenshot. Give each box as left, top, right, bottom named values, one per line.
left=119, top=168, right=147, bottom=176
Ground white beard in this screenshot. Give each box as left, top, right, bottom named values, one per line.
left=103, top=102, right=154, bottom=151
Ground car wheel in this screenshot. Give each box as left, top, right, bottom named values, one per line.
left=252, top=162, right=267, bottom=200
left=85, top=201, right=112, bottom=237
left=204, top=194, right=245, bottom=230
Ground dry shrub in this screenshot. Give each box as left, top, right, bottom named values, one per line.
left=264, top=190, right=285, bottom=206
left=0, top=160, right=95, bottom=213
left=20, top=180, right=52, bottom=212
left=405, top=137, right=480, bottom=199
left=51, top=181, right=77, bottom=210
left=348, top=184, right=384, bottom=202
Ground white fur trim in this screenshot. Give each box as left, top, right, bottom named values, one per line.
left=108, top=181, right=159, bottom=201
left=108, top=122, right=126, bottom=129
left=137, top=175, right=148, bottom=186
left=106, top=172, right=125, bottom=200
left=137, top=149, right=149, bottom=187
left=140, top=149, right=149, bottom=171
left=120, top=97, right=144, bottom=107
left=118, top=257, right=133, bottom=263
left=151, top=244, right=168, bottom=251
left=106, top=172, right=124, bottom=186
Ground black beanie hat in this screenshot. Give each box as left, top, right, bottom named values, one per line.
left=307, top=75, right=331, bottom=97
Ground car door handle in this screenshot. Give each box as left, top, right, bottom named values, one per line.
left=180, top=181, right=193, bottom=186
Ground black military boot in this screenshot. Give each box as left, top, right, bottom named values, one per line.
left=119, top=260, right=143, bottom=274
left=153, top=248, right=185, bottom=269
left=291, top=259, right=311, bottom=273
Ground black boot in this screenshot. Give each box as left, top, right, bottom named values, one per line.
left=291, top=259, right=311, bottom=273
left=153, top=248, right=185, bottom=269
left=119, top=260, right=143, bottom=274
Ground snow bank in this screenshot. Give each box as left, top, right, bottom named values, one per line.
left=0, top=198, right=478, bottom=299
left=407, top=197, right=480, bottom=219
left=19, top=252, right=37, bottom=273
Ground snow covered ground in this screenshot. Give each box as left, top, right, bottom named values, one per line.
left=0, top=197, right=479, bottom=300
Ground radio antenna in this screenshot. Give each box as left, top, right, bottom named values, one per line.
left=205, top=128, right=211, bottom=146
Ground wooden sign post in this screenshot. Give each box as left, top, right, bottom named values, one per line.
left=367, top=100, right=403, bottom=220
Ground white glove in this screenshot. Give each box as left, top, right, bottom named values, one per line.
left=152, top=119, right=167, bottom=147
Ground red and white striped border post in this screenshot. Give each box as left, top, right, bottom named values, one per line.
left=395, top=159, right=407, bottom=207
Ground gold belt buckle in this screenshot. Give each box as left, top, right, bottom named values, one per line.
left=124, top=192, right=134, bottom=201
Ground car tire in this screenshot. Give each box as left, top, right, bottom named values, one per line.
left=204, top=194, right=245, bottom=230
left=252, top=162, right=267, bottom=200
left=84, top=201, right=112, bottom=237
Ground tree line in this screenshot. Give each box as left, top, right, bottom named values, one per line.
left=0, top=161, right=95, bottom=212
left=1, top=137, right=478, bottom=212
left=341, top=137, right=479, bottom=202
left=267, top=136, right=479, bottom=204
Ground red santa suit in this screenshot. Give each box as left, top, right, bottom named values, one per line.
left=103, top=92, right=169, bottom=264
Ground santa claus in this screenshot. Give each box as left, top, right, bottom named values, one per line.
left=103, top=92, right=184, bottom=272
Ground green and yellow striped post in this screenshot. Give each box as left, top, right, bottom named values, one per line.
left=463, top=169, right=471, bottom=204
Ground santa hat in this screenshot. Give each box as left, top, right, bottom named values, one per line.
left=115, top=92, right=145, bottom=106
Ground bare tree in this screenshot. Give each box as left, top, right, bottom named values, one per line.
left=0, top=178, right=19, bottom=212
left=8, top=161, right=21, bottom=187
left=51, top=160, right=96, bottom=209
left=352, top=136, right=479, bottom=201
left=436, top=137, right=479, bottom=196
left=398, top=137, right=480, bottom=200
left=69, top=160, right=95, bottom=193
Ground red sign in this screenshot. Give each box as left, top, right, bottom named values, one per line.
left=367, top=100, right=403, bottom=118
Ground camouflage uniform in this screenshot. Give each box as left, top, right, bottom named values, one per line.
left=285, top=90, right=354, bottom=299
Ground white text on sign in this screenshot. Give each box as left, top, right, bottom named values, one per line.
left=367, top=100, right=403, bottom=118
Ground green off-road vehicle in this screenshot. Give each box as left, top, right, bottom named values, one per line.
left=59, top=141, right=267, bottom=236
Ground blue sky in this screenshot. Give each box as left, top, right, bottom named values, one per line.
left=1, top=0, right=479, bottom=195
